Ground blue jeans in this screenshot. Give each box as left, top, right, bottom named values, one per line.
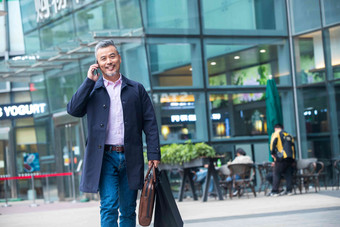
left=194, top=169, right=214, bottom=193
left=99, top=150, right=137, bottom=227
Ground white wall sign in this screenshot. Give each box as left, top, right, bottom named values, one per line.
left=0, top=103, right=47, bottom=120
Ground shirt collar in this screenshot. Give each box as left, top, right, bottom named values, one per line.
left=103, top=74, right=122, bottom=87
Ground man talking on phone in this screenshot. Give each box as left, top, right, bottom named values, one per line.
left=67, top=40, right=160, bottom=227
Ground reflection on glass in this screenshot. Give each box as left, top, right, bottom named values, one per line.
left=322, top=0, right=340, bottom=26
left=210, top=92, right=267, bottom=138
left=46, top=66, right=80, bottom=112
left=20, top=0, right=38, bottom=33
left=31, top=75, right=49, bottom=117
left=144, top=0, right=198, bottom=33
left=329, top=26, right=340, bottom=79
left=120, top=44, right=150, bottom=89
left=149, top=44, right=193, bottom=87
left=202, top=0, right=286, bottom=32
left=75, top=1, right=118, bottom=39
left=295, top=31, right=325, bottom=85
left=154, top=92, right=207, bottom=142
left=206, top=42, right=290, bottom=86
left=40, top=15, right=75, bottom=50
left=291, top=0, right=321, bottom=34
left=335, top=82, right=340, bottom=130
left=24, top=31, right=40, bottom=54
left=301, top=87, right=329, bottom=133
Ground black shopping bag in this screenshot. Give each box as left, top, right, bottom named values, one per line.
left=154, top=169, right=184, bottom=227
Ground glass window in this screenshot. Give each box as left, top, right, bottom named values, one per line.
left=0, top=82, right=10, bottom=92
left=209, top=92, right=267, bottom=138
left=24, top=30, right=40, bottom=54
left=0, top=93, right=10, bottom=105
left=206, top=39, right=291, bottom=86
left=143, top=0, right=199, bottom=34
left=329, top=26, right=340, bottom=79
left=294, top=31, right=325, bottom=85
left=20, top=0, right=38, bottom=33
left=31, top=74, right=50, bottom=117
left=46, top=63, right=80, bottom=112
left=148, top=40, right=203, bottom=88
left=153, top=91, right=208, bottom=143
left=335, top=82, right=340, bottom=130
left=34, top=117, right=54, bottom=158
left=11, top=82, right=29, bottom=90
left=40, top=15, right=75, bottom=50
left=120, top=43, right=150, bottom=90
left=202, top=0, right=287, bottom=35
left=72, top=0, right=95, bottom=10
left=75, top=1, right=118, bottom=40
left=209, top=90, right=295, bottom=140
left=300, top=86, right=329, bottom=134
left=8, top=0, right=24, bottom=53
left=290, top=0, right=321, bottom=34
left=322, top=0, right=340, bottom=26
left=0, top=2, right=5, bottom=53
left=13, top=91, right=31, bottom=103
left=116, top=0, right=142, bottom=29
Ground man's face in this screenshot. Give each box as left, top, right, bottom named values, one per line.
left=96, top=45, right=121, bottom=77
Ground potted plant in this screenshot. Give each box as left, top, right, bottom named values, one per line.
left=159, top=140, right=217, bottom=169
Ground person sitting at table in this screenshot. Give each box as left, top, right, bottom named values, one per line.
left=226, top=148, right=254, bottom=195
left=192, top=165, right=215, bottom=196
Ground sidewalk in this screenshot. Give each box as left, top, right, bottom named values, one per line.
left=1, top=189, right=339, bottom=227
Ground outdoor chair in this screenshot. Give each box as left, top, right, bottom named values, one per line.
left=257, top=162, right=273, bottom=195
left=218, top=164, right=232, bottom=199
left=295, top=158, right=324, bottom=193
left=227, top=163, right=256, bottom=199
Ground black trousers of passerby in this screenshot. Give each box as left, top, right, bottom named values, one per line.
left=272, top=159, right=295, bottom=193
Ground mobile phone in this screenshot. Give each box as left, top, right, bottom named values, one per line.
left=93, top=60, right=99, bottom=76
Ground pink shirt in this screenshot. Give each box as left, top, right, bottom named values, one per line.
left=103, top=75, right=124, bottom=145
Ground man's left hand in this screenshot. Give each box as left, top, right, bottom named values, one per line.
left=149, top=160, right=160, bottom=168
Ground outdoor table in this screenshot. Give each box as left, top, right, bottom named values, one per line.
left=159, top=157, right=224, bottom=202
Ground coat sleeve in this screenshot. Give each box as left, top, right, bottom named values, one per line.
left=67, top=78, right=95, bottom=117
left=139, top=84, right=161, bottom=161
left=270, top=132, right=278, bottom=155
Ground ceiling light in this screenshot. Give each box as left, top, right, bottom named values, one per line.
left=234, top=56, right=240, bottom=60
left=210, top=62, right=216, bottom=66
left=260, top=49, right=266, bottom=53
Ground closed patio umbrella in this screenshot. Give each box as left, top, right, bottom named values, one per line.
left=266, top=76, right=283, bottom=161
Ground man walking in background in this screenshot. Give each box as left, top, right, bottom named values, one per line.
left=269, top=124, right=296, bottom=196
left=67, top=40, right=160, bottom=227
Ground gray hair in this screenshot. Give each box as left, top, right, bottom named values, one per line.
left=94, top=40, right=119, bottom=58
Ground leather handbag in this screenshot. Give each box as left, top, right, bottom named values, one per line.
left=138, top=163, right=156, bottom=226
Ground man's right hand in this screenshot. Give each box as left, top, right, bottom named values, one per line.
left=87, top=64, right=100, bottom=82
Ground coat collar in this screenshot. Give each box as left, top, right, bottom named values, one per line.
left=93, top=74, right=132, bottom=90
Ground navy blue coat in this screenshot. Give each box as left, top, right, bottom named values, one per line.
left=67, top=75, right=160, bottom=193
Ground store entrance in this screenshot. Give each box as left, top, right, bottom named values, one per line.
left=53, top=112, right=85, bottom=201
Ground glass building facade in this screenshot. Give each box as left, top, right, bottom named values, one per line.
left=0, top=0, right=339, bottom=200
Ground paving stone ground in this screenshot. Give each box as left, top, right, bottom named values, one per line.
left=1, top=188, right=339, bottom=227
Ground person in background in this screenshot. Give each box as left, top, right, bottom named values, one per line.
left=67, top=40, right=160, bottom=227
left=192, top=165, right=215, bottom=197
left=269, top=124, right=296, bottom=197
left=226, top=148, right=254, bottom=196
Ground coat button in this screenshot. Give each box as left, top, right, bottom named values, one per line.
left=103, top=104, right=107, bottom=108
left=98, top=145, right=102, bottom=149
left=100, top=124, right=104, bottom=127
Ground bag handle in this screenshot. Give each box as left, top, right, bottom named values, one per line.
left=144, top=163, right=156, bottom=183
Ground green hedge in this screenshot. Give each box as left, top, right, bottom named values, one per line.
left=160, top=141, right=216, bottom=165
